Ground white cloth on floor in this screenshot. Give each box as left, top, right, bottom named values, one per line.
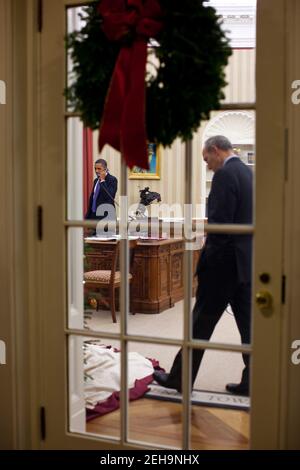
left=84, top=344, right=154, bottom=409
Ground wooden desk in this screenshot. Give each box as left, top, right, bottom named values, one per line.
left=84, top=238, right=202, bottom=314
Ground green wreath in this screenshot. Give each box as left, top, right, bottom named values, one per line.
left=66, top=0, right=231, bottom=146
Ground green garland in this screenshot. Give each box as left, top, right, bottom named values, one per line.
left=66, top=0, right=231, bottom=146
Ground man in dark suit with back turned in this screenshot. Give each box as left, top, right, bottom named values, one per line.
left=85, top=158, right=118, bottom=221
left=153, top=135, right=253, bottom=396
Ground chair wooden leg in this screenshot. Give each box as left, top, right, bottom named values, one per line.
left=110, top=286, right=117, bottom=323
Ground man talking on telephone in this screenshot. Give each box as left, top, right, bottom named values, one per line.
left=85, top=158, right=118, bottom=222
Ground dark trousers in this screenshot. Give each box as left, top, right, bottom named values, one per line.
left=168, top=258, right=251, bottom=389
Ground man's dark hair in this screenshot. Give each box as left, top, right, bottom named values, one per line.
left=204, top=135, right=233, bottom=152
left=95, top=158, right=108, bottom=169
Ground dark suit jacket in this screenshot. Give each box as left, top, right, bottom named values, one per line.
left=85, top=173, right=118, bottom=220
left=197, top=158, right=253, bottom=283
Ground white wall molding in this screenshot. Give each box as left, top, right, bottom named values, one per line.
left=204, top=1, right=256, bottom=48
left=202, top=111, right=255, bottom=145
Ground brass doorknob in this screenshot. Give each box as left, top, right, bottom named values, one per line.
left=255, top=290, right=273, bottom=316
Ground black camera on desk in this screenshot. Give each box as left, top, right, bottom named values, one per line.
left=139, top=187, right=161, bottom=206
left=135, top=187, right=161, bottom=219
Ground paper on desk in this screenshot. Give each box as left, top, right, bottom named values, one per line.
left=85, top=235, right=140, bottom=241
left=85, top=236, right=116, bottom=241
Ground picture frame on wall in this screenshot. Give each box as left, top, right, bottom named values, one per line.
left=129, top=143, right=161, bottom=180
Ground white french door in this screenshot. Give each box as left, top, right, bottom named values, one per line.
left=35, top=0, right=287, bottom=449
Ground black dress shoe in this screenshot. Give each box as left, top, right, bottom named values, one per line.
left=153, top=370, right=181, bottom=393
left=226, top=382, right=249, bottom=396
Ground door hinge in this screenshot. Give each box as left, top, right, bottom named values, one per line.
left=40, top=406, right=46, bottom=441
left=37, top=205, right=43, bottom=241
left=281, top=275, right=286, bottom=304
left=38, top=0, right=43, bottom=33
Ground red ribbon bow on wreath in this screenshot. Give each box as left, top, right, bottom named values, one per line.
left=98, top=0, right=164, bottom=169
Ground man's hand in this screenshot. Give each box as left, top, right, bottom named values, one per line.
left=98, top=169, right=107, bottom=182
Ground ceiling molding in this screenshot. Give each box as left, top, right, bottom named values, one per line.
left=204, top=1, right=256, bottom=48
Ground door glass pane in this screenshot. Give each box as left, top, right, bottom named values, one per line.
left=203, top=111, right=256, bottom=214
left=66, top=6, right=88, bottom=112
left=66, top=116, right=121, bottom=221
left=126, top=232, right=204, bottom=340
left=68, top=334, right=85, bottom=434
left=128, top=341, right=183, bottom=449
left=127, top=343, right=250, bottom=450
left=67, top=227, right=84, bottom=330
left=67, top=227, right=121, bottom=332
left=67, top=117, right=84, bottom=220
left=69, top=335, right=121, bottom=439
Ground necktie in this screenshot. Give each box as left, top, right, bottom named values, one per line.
left=92, top=181, right=101, bottom=213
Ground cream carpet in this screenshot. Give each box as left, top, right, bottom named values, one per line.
left=84, top=299, right=245, bottom=393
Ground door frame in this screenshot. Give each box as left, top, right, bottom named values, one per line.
left=1, top=0, right=300, bottom=449
left=250, top=0, right=286, bottom=449
left=0, top=0, right=41, bottom=449
left=281, top=0, right=300, bottom=449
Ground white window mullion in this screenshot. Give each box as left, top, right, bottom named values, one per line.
left=66, top=329, right=252, bottom=355
left=119, top=158, right=129, bottom=446
left=182, top=139, right=193, bottom=449
left=64, top=220, right=254, bottom=236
